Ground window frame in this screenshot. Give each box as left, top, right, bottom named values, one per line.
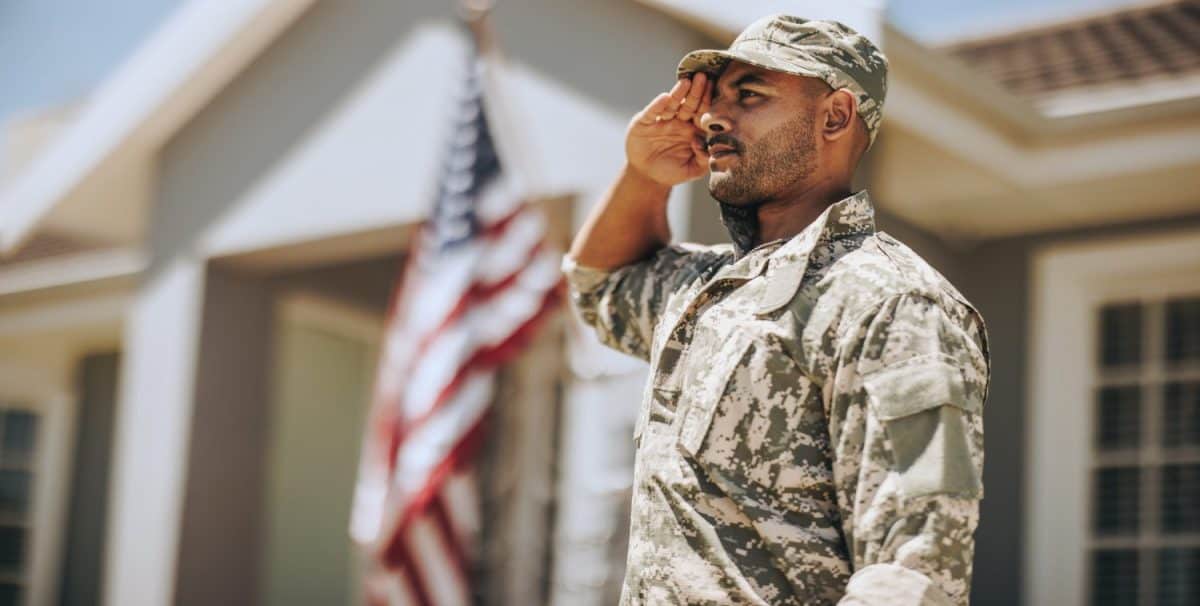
left=1028, top=228, right=1200, bottom=606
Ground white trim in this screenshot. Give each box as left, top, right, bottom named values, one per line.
left=26, top=392, right=76, bottom=606
left=0, top=0, right=316, bottom=253
left=1026, top=228, right=1200, bottom=606
left=0, top=248, right=146, bottom=297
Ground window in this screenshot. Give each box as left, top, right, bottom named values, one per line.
left=0, top=408, right=40, bottom=606
left=1029, top=229, right=1200, bottom=606
left=1089, top=297, right=1200, bottom=606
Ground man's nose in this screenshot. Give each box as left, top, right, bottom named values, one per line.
left=699, top=109, right=731, bottom=134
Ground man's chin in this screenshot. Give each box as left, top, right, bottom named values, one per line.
left=708, top=176, right=754, bottom=207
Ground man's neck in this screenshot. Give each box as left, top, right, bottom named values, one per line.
left=719, top=178, right=854, bottom=258
left=757, top=180, right=852, bottom=245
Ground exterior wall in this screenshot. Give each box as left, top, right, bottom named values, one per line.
left=171, top=266, right=274, bottom=606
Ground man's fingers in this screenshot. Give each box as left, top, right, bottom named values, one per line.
left=692, top=80, right=712, bottom=128
left=677, top=73, right=707, bottom=121
left=668, top=76, right=690, bottom=103
left=636, top=92, right=674, bottom=125
left=658, top=77, right=690, bottom=120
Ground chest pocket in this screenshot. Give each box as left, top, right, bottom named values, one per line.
left=675, top=337, right=824, bottom=496
left=676, top=338, right=752, bottom=457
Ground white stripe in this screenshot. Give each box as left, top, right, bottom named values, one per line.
left=350, top=456, right=389, bottom=544
left=475, top=210, right=547, bottom=283
left=441, top=471, right=481, bottom=552
left=475, top=173, right=522, bottom=224
left=393, top=373, right=493, bottom=500
left=408, top=515, right=471, bottom=606
left=387, top=573, right=418, bottom=606
left=401, top=249, right=560, bottom=421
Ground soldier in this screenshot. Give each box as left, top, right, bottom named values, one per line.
left=562, top=14, right=991, bottom=606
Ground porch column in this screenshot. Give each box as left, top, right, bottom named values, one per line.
left=104, top=258, right=207, bottom=606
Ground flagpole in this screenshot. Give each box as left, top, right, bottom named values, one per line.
left=456, top=0, right=545, bottom=198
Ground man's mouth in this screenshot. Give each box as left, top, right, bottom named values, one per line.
left=708, top=144, right=738, bottom=159
left=705, top=136, right=741, bottom=162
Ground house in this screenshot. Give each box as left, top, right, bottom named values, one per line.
left=0, top=1, right=1197, bottom=604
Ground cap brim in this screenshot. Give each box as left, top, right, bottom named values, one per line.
left=676, top=48, right=824, bottom=80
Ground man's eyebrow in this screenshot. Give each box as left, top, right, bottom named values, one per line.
left=731, top=73, right=771, bottom=88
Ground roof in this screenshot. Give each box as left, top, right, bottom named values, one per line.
left=945, top=0, right=1200, bottom=100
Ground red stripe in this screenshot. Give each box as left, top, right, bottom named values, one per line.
left=385, top=537, right=433, bottom=606
left=429, top=493, right=471, bottom=587
left=479, top=204, right=525, bottom=239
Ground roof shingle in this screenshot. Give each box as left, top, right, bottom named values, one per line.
left=945, top=0, right=1200, bottom=99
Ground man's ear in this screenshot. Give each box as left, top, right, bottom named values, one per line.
left=821, top=88, right=858, bottom=142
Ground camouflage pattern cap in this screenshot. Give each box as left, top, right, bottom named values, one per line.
left=677, top=15, right=889, bottom=148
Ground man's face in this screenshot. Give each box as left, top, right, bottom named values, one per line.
left=701, top=61, right=824, bottom=207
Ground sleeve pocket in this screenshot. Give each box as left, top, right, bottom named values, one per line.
left=863, top=356, right=983, bottom=498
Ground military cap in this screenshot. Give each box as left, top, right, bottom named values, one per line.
left=677, top=15, right=889, bottom=148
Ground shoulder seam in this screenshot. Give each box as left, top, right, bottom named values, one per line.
left=835, top=291, right=978, bottom=361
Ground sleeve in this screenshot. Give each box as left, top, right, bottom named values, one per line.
left=560, top=243, right=728, bottom=361
left=826, top=293, right=991, bottom=606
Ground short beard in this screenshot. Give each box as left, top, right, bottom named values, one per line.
left=708, top=110, right=818, bottom=255
left=717, top=202, right=759, bottom=258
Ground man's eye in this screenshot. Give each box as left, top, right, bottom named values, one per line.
left=739, top=89, right=760, bottom=99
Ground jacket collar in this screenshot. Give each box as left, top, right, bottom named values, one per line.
left=755, top=190, right=876, bottom=314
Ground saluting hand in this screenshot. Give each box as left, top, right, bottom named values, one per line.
left=625, top=72, right=712, bottom=187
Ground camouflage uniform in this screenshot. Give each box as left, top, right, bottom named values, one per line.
left=562, top=192, right=991, bottom=605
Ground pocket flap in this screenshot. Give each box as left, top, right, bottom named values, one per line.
left=863, top=357, right=978, bottom=420
left=677, top=340, right=752, bottom=456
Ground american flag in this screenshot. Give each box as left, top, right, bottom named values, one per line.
left=351, top=42, right=562, bottom=606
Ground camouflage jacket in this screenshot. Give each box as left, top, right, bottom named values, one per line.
left=562, top=191, right=990, bottom=606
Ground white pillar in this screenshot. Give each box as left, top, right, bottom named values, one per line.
left=103, top=258, right=206, bottom=606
